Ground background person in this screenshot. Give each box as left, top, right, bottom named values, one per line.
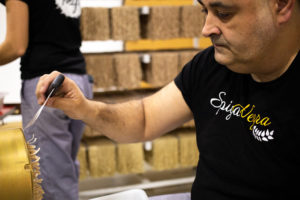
left=0, top=0, right=93, bottom=199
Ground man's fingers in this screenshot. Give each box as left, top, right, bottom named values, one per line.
left=35, top=71, right=62, bottom=105
left=36, top=74, right=49, bottom=104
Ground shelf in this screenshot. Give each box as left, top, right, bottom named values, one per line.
left=126, top=37, right=211, bottom=51
left=197, top=37, right=212, bottom=49
left=81, top=0, right=123, bottom=8
left=81, top=38, right=211, bottom=53
left=125, top=0, right=196, bottom=6
left=126, top=38, right=195, bottom=51
left=81, top=40, right=124, bottom=53
left=80, top=0, right=198, bottom=7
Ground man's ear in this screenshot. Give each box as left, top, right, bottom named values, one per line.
left=275, top=0, right=295, bottom=24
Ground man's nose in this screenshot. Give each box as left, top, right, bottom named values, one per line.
left=202, top=15, right=221, bottom=37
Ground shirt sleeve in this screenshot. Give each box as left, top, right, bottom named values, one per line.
left=174, top=59, right=194, bottom=110
left=174, top=46, right=215, bottom=111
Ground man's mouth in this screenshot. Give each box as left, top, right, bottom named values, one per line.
left=213, top=43, right=226, bottom=47
left=211, top=37, right=227, bottom=48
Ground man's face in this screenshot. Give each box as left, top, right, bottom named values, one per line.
left=199, top=0, right=278, bottom=74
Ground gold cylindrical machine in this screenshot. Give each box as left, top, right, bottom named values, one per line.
left=0, top=128, right=43, bottom=200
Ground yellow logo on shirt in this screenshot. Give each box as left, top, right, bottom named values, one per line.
left=232, top=104, right=271, bottom=130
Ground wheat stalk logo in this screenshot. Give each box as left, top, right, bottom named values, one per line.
left=252, top=126, right=274, bottom=142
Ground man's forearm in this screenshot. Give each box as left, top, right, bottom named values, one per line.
left=37, top=73, right=193, bottom=143
left=82, top=99, right=146, bottom=143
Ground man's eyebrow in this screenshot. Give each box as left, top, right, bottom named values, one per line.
left=197, top=0, right=236, bottom=9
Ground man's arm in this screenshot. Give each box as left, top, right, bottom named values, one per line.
left=36, top=71, right=193, bottom=143
left=0, top=0, right=28, bottom=65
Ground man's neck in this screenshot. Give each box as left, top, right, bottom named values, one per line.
left=251, top=50, right=298, bottom=82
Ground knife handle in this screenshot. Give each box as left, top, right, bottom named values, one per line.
left=45, top=74, right=65, bottom=97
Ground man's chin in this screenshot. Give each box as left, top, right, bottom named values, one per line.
left=214, top=52, right=232, bottom=66
left=214, top=53, right=250, bottom=74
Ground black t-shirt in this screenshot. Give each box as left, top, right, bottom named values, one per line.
left=175, top=46, right=299, bottom=200
left=0, top=0, right=86, bottom=79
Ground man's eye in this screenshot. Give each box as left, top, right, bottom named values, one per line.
left=216, top=11, right=232, bottom=20
left=201, top=8, right=208, bottom=14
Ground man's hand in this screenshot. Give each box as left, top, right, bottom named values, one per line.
left=35, top=71, right=88, bottom=120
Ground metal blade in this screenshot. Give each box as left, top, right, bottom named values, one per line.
left=24, top=88, right=55, bottom=130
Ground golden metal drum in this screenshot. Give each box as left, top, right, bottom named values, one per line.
left=0, top=128, right=34, bottom=200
